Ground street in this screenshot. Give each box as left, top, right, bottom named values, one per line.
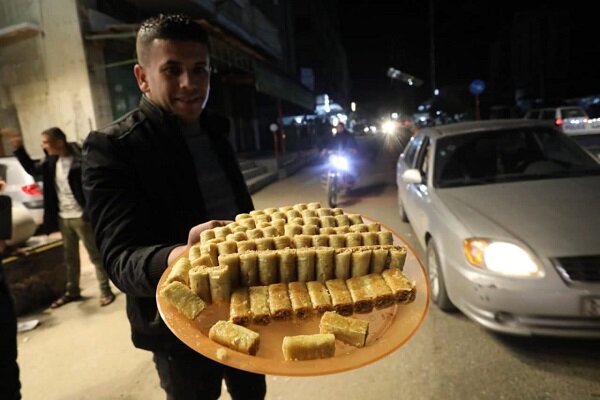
left=16, top=134, right=600, bottom=400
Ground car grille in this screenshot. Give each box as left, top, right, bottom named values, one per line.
left=554, top=256, right=600, bottom=283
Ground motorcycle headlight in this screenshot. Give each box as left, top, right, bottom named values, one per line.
left=463, top=238, right=544, bottom=277
left=329, top=154, right=349, bottom=171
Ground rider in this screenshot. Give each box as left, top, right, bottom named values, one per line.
left=328, top=122, right=358, bottom=154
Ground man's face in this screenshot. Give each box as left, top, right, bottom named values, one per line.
left=41, top=134, right=62, bottom=156
left=336, top=124, right=345, bottom=134
left=134, top=39, right=210, bottom=122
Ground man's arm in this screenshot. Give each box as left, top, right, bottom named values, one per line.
left=0, top=128, right=43, bottom=178
left=82, top=131, right=179, bottom=297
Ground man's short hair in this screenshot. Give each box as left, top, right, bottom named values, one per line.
left=42, top=127, right=67, bottom=144
left=136, top=14, right=210, bottom=65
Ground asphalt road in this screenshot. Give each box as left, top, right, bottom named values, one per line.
left=15, top=133, right=600, bottom=400
left=250, top=133, right=600, bottom=400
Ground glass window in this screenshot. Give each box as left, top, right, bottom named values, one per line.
left=402, top=134, right=424, bottom=167
left=434, top=127, right=600, bottom=188
left=540, top=110, right=556, bottom=120
left=561, top=108, right=587, bottom=118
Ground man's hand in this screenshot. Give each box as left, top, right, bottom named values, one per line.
left=0, top=128, right=24, bottom=150
left=166, top=219, right=233, bottom=265
left=0, top=180, right=5, bottom=192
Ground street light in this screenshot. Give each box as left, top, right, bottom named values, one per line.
left=387, top=67, right=423, bottom=87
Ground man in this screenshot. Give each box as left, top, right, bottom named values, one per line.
left=82, top=14, right=265, bottom=399
left=330, top=122, right=358, bottom=153
left=0, top=179, right=21, bottom=400
left=2, top=127, right=115, bottom=308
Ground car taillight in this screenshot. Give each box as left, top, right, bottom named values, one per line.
left=21, top=183, right=42, bottom=196
left=554, top=117, right=563, bottom=126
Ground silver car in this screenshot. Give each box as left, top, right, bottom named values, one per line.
left=396, top=119, right=600, bottom=338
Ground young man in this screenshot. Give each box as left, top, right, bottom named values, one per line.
left=82, top=14, right=265, bottom=399
left=3, top=127, right=115, bottom=308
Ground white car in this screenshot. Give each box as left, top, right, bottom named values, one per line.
left=524, top=106, right=600, bottom=136
left=396, top=119, right=600, bottom=338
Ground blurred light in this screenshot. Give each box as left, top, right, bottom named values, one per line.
left=434, top=89, right=440, bottom=96
left=294, top=116, right=302, bottom=124
left=351, top=102, right=356, bottom=112
left=555, top=117, right=563, bottom=126
left=363, top=127, right=369, bottom=133
left=436, top=111, right=441, bottom=115
left=369, top=125, right=377, bottom=133
left=329, top=154, right=349, bottom=171
left=330, top=116, right=339, bottom=126
left=382, top=120, right=396, bottom=135
left=331, top=128, right=337, bottom=134
left=391, top=112, right=399, bottom=119
left=408, top=79, right=414, bottom=86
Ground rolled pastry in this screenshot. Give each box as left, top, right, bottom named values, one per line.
left=166, top=257, right=192, bottom=285
left=349, top=224, right=368, bottom=233
left=288, top=281, right=312, bottom=319
left=301, top=209, right=317, bottom=218
left=278, top=205, right=294, bottom=213
left=319, top=227, right=336, bottom=235
left=351, top=249, right=373, bottom=277
left=263, top=207, right=278, bottom=215
left=378, top=231, right=394, bottom=246
left=207, top=265, right=231, bottom=303
left=160, top=281, right=206, bottom=319
left=237, top=240, right=256, bottom=253
left=370, top=248, right=388, bottom=274
left=239, top=218, right=256, bottom=230
left=329, top=234, right=346, bottom=249
left=232, top=225, right=248, bottom=233
left=271, top=219, right=286, bottom=235
left=239, top=252, right=259, bottom=287
left=249, top=210, right=265, bottom=216
left=254, top=214, right=271, bottom=225
left=320, top=216, right=336, bottom=228
left=273, top=235, right=292, bottom=250
left=346, top=233, right=363, bottom=247
left=362, top=232, right=379, bottom=246
left=200, top=243, right=219, bottom=266
left=366, top=223, right=381, bottom=232
left=293, top=234, right=312, bottom=249
left=257, top=250, right=278, bottom=285
left=307, top=202, right=322, bottom=210
left=296, top=248, right=316, bottom=282
left=306, top=281, right=333, bottom=313
left=291, top=217, right=305, bottom=226
left=348, top=214, right=363, bottom=225
left=226, top=231, right=247, bottom=242
left=218, top=254, right=240, bottom=288
left=315, top=247, right=335, bottom=282
left=388, top=247, right=407, bottom=270
left=302, top=224, right=319, bottom=235
left=278, top=248, right=297, bottom=283
left=333, top=226, right=350, bottom=234
left=312, top=234, right=329, bottom=247
left=319, top=311, right=369, bottom=348
left=235, top=213, right=252, bottom=223
left=346, top=275, right=375, bottom=313
left=381, top=268, right=416, bottom=304
left=282, top=334, right=335, bottom=361
left=284, top=224, right=303, bottom=237
left=334, top=249, right=352, bottom=280
left=249, top=286, right=271, bottom=325
left=270, top=211, right=287, bottom=221
left=334, top=214, right=350, bottom=227
left=229, top=287, right=251, bottom=325
left=255, top=237, right=275, bottom=251
left=246, top=228, right=263, bottom=240
left=188, top=244, right=202, bottom=261
left=331, top=207, right=343, bottom=215
left=286, top=210, right=301, bottom=220
left=268, top=283, right=293, bottom=320
left=304, top=217, right=321, bottom=227
left=191, top=253, right=213, bottom=269
left=200, top=229, right=215, bottom=244
left=208, top=320, right=260, bottom=355
left=214, top=226, right=232, bottom=240
left=261, top=226, right=278, bottom=238
left=363, top=273, right=395, bottom=309
left=325, top=279, right=354, bottom=316
left=316, top=208, right=333, bottom=217
left=189, top=266, right=211, bottom=303
left=293, top=203, right=308, bottom=212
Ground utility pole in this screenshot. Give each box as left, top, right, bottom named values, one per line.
left=429, top=0, right=436, bottom=95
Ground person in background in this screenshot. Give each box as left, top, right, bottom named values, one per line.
left=1, top=127, right=115, bottom=308
left=0, top=178, right=21, bottom=400
left=81, top=14, right=265, bottom=399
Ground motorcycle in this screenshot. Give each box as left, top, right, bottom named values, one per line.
left=323, top=151, right=356, bottom=207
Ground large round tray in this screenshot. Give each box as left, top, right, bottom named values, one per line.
left=157, top=223, right=429, bottom=376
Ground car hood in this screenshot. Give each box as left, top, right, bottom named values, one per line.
left=437, top=175, right=600, bottom=257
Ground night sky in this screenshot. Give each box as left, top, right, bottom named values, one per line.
left=337, top=0, right=596, bottom=116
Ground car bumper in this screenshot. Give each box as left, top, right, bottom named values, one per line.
left=447, top=261, right=600, bottom=338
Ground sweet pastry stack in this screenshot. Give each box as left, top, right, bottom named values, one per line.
left=160, top=203, right=416, bottom=361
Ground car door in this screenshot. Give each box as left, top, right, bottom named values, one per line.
left=403, top=136, right=431, bottom=242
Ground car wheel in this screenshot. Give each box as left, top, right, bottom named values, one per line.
left=426, top=238, right=455, bottom=311
left=397, top=195, right=409, bottom=222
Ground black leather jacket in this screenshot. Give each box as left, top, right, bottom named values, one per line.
left=82, top=97, right=253, bottom=351
left=14, top=143, right=87, bottom=234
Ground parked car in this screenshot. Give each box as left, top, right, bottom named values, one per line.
left=0, top=156, right=43, bottom=243
left=396, top=119, right=600, bottom=338
left=524, top=106, right=600, bottom=136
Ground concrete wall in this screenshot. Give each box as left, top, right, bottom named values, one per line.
left=0, top=0, right=100, bottom=158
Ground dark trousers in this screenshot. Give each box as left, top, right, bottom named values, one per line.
left=0, top=195, right=11, bottom=240
left=0, top=263, right=21, bottom=400
left=153, top=346, right=266, bottom=400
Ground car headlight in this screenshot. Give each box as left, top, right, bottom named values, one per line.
left=463, top=239, right=544, bottom=277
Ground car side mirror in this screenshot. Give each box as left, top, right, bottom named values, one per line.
left=402, top=169, right=422, bottom=184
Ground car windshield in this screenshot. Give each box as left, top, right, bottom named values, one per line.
left=561, top=108, right=587, bottom=118
left=434, top=127, right=600, bottom=188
